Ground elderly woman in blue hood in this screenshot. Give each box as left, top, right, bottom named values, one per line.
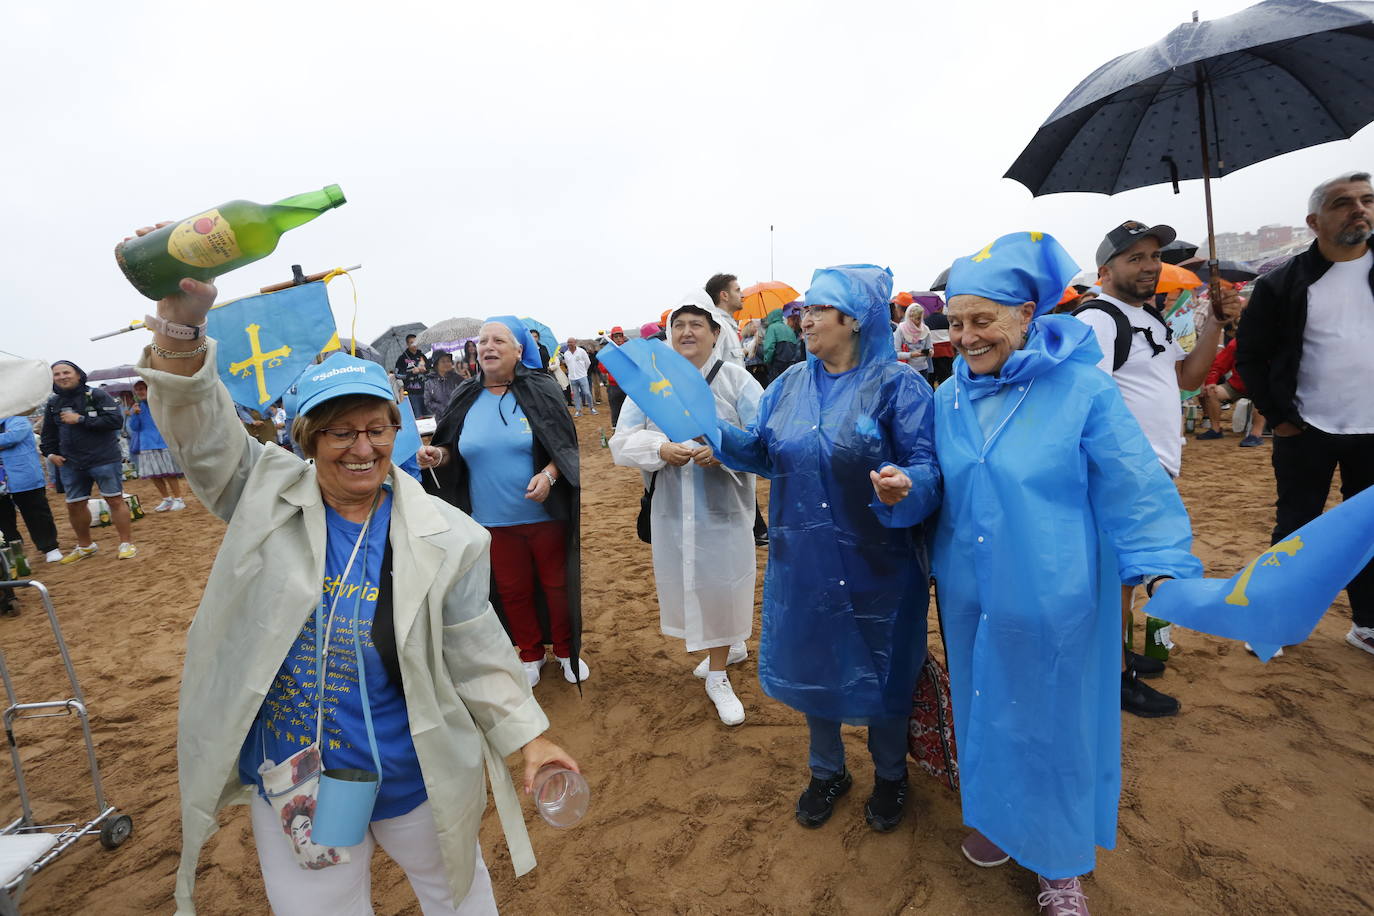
left=715, top=264, right=940, bottom=834
left=931, top=233, right=1201, bottom=916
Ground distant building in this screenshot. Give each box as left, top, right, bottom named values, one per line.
left=1213, top=224, right=1313, bottom=262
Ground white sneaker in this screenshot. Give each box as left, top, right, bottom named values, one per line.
left=705, top=673, right=745, bottom=726
left=169, top=498, right=186, bottom=511
left=694, top=642, right=748, bottom=678
left=154, top=497, right=174, bottom=512
left=558, top=655, right=590, bottom=684
left=1244, top=642, right=1285, bottom=658
left=522, top=659, right=545, bottom=687
left=44, top=549, right=63, bottom=563
left=573, top=411, right=582, bottom=418
left=1347, top=625, right=1374, bottom=657
left=590, top=408, right=598, bottom=414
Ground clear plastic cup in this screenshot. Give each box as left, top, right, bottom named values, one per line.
left=531, top=766, right=589, bottom=828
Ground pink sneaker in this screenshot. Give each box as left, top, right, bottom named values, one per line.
left=1038, top=876, right=1089, bottom=916
left=961, top=830, right=1010, bottom=867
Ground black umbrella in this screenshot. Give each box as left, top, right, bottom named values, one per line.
left=1181, top=258, right=1261, bottom=284
left=1006, top=0, right=1374, bottom=306
left=1159, top=239, right=1200, bottom=264
left=370, top=323, right=427, bottom=371
left=930, top=266, right=950, bottom=292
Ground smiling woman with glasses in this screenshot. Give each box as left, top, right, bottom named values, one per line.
left=129, top=245, right=576, bottom=914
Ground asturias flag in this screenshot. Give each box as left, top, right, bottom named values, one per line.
left=207, top=282, right=337, bottom=410
left=1147, top=485, right=1374, bottom=661
left=596, top=337, right=721, bottom=449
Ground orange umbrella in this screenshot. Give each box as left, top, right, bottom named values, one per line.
left=736, top=281, right=800, bottom=323
left=1155, top=263, right=1203, bottom=295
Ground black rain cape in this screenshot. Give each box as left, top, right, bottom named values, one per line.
left=427, top=364, right=583, bottom=684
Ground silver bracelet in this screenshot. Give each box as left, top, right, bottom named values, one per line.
left=542, top=469, right=557, bottom=487
left=149, top=340, right=209, bottom=360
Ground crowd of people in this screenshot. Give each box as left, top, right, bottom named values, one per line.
left=0, top=170, right=1368, bottom=915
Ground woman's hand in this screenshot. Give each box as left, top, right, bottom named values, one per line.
left=870, top=465, right=912, bottom=506
left=521, top=735, right=580, bottom=794
left=658, top=441, right=696, bottom=467
left=49, top=455, right=66, bottom=467
left=525, top=471, right=552, bottom=502
left=417, top=444, right=448, bottom=468
left=692, top=443, right=722, bottom=468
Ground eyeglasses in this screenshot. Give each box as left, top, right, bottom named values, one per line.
left=318, top=425, right=402, bottom=449
left=800, top=305, right=835, bottom=318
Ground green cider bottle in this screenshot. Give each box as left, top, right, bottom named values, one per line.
left=114, top=184, right=346, bottom=300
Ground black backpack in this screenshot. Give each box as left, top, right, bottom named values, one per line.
left=1072, top=299, right=1174, bottom=372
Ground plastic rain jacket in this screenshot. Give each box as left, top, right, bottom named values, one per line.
left=136, top=342, right=549, bottom=913
left=610, top=301, right=764, bottom=652
left=931, top=316, right=1201, bottom=879
left=716, top=265, right=940, bottom=722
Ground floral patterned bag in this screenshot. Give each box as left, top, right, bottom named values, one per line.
left=907, top=655, right=959, bottom=791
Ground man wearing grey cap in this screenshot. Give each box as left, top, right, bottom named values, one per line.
left=1074, top=220, right=1241, bottom=718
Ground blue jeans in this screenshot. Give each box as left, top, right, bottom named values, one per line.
left=58, top=461, right=124, bottom=504
left=569, top=377, right=592, bottom=410
left=805, top=714, right=909, bottom=782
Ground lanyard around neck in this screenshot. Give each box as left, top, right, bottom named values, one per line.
left=313, top=490, right=381, bottom=746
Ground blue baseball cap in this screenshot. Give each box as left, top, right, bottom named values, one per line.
left=294, top=354, right=396, bottom=418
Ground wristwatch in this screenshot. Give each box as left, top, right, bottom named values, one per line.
left=542, top=470, right=557, bottom=488
left=144, top=313, right=208, bottom=340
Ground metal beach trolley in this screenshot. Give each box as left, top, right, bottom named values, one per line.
left=0, top=578, right=133, bottom=913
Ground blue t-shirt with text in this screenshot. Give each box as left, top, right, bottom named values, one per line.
left=458, top=389, right=552, bottom=527
left=238, top=491, right=428, bottom=820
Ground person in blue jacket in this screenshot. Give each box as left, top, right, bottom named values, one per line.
left=127, top=379, right=187, bottom=512
left=0, top=415, right=61, bottom=562
left=714, top=264, right=940, bottom=833
left=931, top=232, right=1202, bottom=916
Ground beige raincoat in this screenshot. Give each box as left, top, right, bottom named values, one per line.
left=137, top=342, right=548, bottom=914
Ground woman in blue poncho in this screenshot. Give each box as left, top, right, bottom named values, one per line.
left=715, top=264, right=940, bottom=834
left=931, top=232, right=1201, bottom=916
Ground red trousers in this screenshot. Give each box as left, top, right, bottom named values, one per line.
left=488, top=520, right=572, bottom=662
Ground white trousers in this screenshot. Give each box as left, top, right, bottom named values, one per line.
left=251, top=797, right=497, bottom=916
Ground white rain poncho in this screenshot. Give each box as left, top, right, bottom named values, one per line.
left=610, top=295, right=764, bottom=651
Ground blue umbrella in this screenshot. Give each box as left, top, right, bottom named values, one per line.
left=1005, top=0, right=1374, bottom=302
left=520, top=317, right=557, bottom=348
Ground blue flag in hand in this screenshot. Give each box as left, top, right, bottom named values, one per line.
left=596, top=337, right=721, bottom=450
left=1147, top=485, right=1374, bottom=661
left=393, top=395, right=422, bottom=481
left=208, top=282, right=337, bottom=410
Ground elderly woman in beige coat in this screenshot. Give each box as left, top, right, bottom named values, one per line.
left=134, top=257, right=576, bottom=916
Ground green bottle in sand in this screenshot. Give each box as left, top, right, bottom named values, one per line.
left=114, top=184, right=346, bottom=300
left=1143, top=616, right=1174, bottom=662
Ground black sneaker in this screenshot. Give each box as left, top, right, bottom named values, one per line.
left=755, top=531, right=770, bottom=547
left=864, top=774, right=909, bottom=832
left=1126, top=650, right=1165, bottom=679
left=1121, top=669, right=1180, bottom=718
left=796, top=769, right=852, bottom=828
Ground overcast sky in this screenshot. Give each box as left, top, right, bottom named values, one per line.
left=3, top=0, right=1371, bottom=371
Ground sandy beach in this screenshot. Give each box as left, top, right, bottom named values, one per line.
left=3, top=416, right=1372, bottom=915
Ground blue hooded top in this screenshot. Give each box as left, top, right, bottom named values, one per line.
left=932, top=232, right=1201, bottom=879
left=716, top=264, right=941, bottom=722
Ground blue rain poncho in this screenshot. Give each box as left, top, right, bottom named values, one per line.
left=932, top=233, right=1202, bottom=879
left=716, top=264, right=941, bottom=722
